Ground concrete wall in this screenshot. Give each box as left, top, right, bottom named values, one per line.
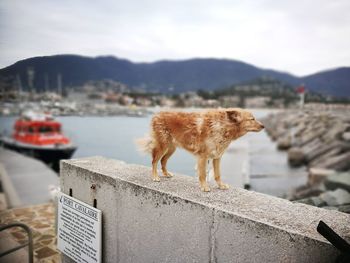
left=60, top=156, right=350, bottom=263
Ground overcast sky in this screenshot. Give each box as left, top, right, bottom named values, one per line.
left=1, top=0, right=349, bottom=76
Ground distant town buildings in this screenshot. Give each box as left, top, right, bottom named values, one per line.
left=245, top=97, right=270, bottom=108
left=1, top=76, right=349, bottom=117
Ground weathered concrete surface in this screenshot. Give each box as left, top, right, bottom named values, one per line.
left=0, top=148, right=58, bottom=207
left=60, top=156, right=350, bottom=263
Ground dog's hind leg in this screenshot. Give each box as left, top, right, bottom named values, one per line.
left=198, top=156, right=210, bottom=192
left=152, top=146, right=166, bottom=182
left=161, top=145, right=176, bottom=178
left=213, top=158, right=229, bottom=190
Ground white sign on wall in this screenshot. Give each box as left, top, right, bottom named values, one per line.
left=57, top=192, right=102, bottom=263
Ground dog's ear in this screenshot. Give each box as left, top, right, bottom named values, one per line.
left=226, top=110, right=242, bottom=123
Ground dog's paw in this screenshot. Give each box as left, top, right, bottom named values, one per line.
left=153, top=177, right=161, bottom=182
left=219, top=183, right=230, bottom=190
left=163, top=172, right=174, bottom=178
left=201, top=185, right=211, bottom=192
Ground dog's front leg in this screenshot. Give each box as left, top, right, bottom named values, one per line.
left=213, top=158, right=229, bottom=190
left=198, top=156, right=210, bottom=192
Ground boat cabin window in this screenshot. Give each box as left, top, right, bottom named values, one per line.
left=28, top=127, right=35, bottom=133
left=39, top=126, right=54, bottom=133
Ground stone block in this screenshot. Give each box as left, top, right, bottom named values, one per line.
left=309, top=148, right=345, bottom=169
left=277, top=135, right=292, bottom=150
left=316, top=152, right=350, bottom=171
left=304, top=141, right=342, bottom=163
left=325, top=172, right=350, bottom=192
left=308, top=168, right=336, bottom=186
left=342, top=132, right=350, bottom=141
left=319, top=189, right=350, bottom=206
left=288, top=147, right=305, bottom=167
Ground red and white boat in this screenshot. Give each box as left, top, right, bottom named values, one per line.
left=0, top=111, right=77, bottom=172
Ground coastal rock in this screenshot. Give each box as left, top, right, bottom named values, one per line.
left=319, top=188, right=350, bottom=206
left=304, top=141, right=342, bottom=163
left=311, top=196, right=327, bottom=207
left=302, top=138, right=321, bottom=159
left=338, top=204, right=350, bottom=213
left=277, top=135, right=292, bottom=150
left=274, top=126, right=287, bottom=141
left=342, top=132, right=350, bottom=141
left=295, top=197, right=326, bottom=207
left=302, top=137, right=321, bottom=152
left=288, top=184, right=325, bottom=201
left=308, top=168, right=336, bottom=186
left=308, top=147, right=343, bottom=168
left=297, top=128, right=326, bottom=147
left=325, top=172, right=350, bottom=192
left=288, top=147, right=305, bottom=167
left=294, top=123, right=307, bottom=138
left=322, top=122, right=347, bottom=142
left=316, top=152, right=350, bottom=171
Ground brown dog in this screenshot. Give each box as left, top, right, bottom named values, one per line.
left=137, top=108, right=264, bottom=192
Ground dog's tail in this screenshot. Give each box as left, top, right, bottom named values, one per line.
left=135, top=135, right=154, bottom=154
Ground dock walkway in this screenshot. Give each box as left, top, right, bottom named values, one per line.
left=0, top=148, right=59, bottom=207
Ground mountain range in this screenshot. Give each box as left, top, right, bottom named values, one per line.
left=0, top=55, right=349, bottom=97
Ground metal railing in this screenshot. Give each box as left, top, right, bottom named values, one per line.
left=0, top=222, right=33, bottom=263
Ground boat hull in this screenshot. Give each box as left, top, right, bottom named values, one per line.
left=1, top=138, right=76, bottom=172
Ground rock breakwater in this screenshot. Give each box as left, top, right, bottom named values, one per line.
left=263, top=110, right=350, bottom=213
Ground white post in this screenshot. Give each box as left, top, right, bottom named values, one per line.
left=299, top=92, right=305, bottom=109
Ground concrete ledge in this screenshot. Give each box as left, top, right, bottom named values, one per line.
left=60, top=156, right=350, bottom=263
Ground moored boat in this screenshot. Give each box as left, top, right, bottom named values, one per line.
left=0, top=111, right=77, bottom=172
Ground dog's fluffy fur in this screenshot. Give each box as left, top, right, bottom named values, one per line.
left=137, top=108, right=264, bottom=192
